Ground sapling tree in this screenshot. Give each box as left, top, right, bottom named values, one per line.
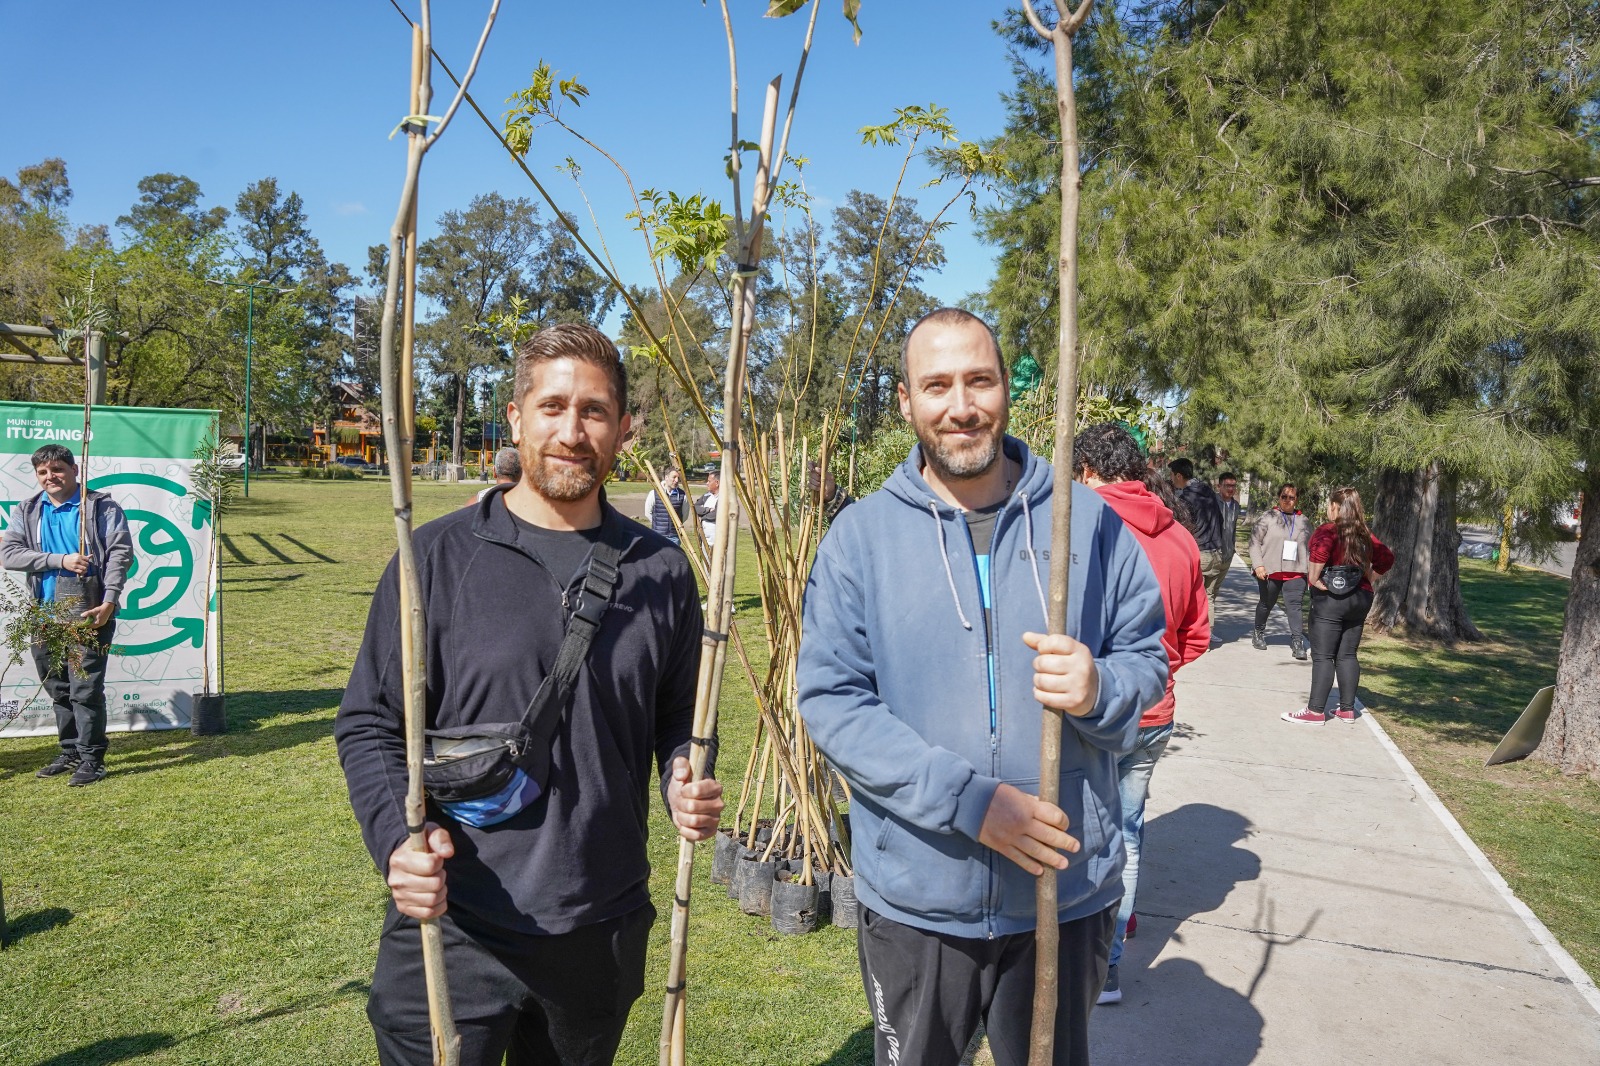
left=188, top=431, right=239, bottom=699
left=1019, top=1, right=1094, bottom=1061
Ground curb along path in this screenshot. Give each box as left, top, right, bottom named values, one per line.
left=1089, top=562, right=1600, bottom=1065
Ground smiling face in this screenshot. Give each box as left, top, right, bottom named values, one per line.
left=897, top=318, right=1008, bottom=483
left=1219, top=476, right=1238, bottom=501
left=507, top=357, right=631, bottom=504
left=34, top=459, right=79, bottom=502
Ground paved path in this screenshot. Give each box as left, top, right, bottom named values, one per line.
left=1459, top=525, right=1578, bottom=580
left=1090, top=561, right=1600, bottom=1065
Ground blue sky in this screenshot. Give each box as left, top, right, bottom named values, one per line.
left=4, top=1, right=1032, bottom=327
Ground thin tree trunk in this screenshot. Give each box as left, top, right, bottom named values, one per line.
left=1369, top=462, right=1482, bottom=643
left=1532, top=466, right=1600, bottom=777
left=453, top=372, right=466, bottom=471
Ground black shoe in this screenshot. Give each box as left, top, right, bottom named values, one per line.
left=68, top=760, right=106, bottom=787
left=1251, top=628, right=1267, bottom=651
left=37, top=753, right=81, bottom=778
left=1291, top=637, right=1309, bottom=661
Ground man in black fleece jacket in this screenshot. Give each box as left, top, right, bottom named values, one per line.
left=336, top=322, right=723, bottom=1066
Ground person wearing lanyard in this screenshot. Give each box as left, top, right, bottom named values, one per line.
left=0, top=443, right=133, bottom=786
left=1247, top=485, right=1312, bottom=659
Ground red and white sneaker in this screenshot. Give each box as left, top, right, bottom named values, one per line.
left=1332, top=707, right=1361, bottom=721
left=1281, top=707, right=1331, bottom=725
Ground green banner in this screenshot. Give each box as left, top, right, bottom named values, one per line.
left=0, top=402, right=212, bottom=461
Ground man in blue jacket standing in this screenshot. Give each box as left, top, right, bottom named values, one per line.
left=798, top=308, right=1167, bottom=1066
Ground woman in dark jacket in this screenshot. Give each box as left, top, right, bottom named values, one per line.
left=1281, top=487, right=1395, bottom=725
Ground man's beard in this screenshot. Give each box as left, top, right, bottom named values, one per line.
left=914, top=417, right=1005, bottom=482
left=523, top=443, right=609, bottom=502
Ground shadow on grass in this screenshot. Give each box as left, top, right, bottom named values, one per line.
left=31, top=1034, right=176, bottom=1066
left=30, top=980, right=371, bottom=1065
left=821, top=1025, right=873, bottom=1065
left=1363, top=562, right=1567, bottom=747
left=0, top=689, right=343, bottom=781
left=3, top=906, right=72, bottom=945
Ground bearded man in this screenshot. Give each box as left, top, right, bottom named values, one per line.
left=798, top=307, right=1168, bottom=1066
left=336, top=322, right=723, bottom=1066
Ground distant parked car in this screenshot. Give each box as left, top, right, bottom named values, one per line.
left=332, top=456, right=378, bottom=473
left=1556, top=500, right=1582, bottom=535
left=686, top=462, right=719, bottom=481
left=217, top=451, right=246, bottom=470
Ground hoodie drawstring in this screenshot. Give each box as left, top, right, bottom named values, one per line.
left=929, top=499, right=974, bottom=631
left=1019, top=492, right=1049, bottom=626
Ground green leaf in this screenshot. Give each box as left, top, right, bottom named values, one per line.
left=843, top=0, right=863, bottom=44
left=766, top=0, right=809, bottom=17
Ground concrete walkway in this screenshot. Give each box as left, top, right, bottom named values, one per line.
left=1090, top=561, right=1600, bottom=1065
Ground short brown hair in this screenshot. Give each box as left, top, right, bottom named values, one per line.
left=900, top=307, right=1005, bottom=387
left=513, top=322, right=629, bottom=412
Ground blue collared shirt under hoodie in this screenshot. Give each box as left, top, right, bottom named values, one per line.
left=38, top=493, right=81, bottom=602
left=798, top=437, right=1168, bottom=940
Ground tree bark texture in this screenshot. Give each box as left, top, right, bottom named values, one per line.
left=453, top=372, right=466, bottom=469
left=1369, top=462, right=1483, bottom=643
left=1532, top=468, right=1600, bottom=777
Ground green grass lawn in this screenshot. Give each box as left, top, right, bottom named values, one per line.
left=1361, top=559, right=1600, bottom=981
left=0, top=477, right=869, bottom=1066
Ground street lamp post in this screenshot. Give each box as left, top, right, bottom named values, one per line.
left=209, top=278, right=292, bottom=497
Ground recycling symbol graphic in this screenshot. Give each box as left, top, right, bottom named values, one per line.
left=90, top=472, right=206, bottom=657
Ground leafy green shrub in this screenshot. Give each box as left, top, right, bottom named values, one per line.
left=298, top=464, right=363, bottom=481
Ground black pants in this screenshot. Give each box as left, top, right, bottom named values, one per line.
left=1253, top=577, right=1305, bottom=641
left=1308, top=588, right=1374, bottom=712
left=857, top=904, right=1115, bottom=1066
left=368, top=903, right=654, bottom=1066
left=32, top=622, right=114, bottom=762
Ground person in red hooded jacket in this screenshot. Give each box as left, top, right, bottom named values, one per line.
left=1072, top=423, right=1210, bottom=1005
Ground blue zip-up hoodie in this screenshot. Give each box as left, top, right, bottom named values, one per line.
left=798, top=437, right=1168, bottom=939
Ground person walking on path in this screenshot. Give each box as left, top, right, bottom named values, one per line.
left=643, top=466, right=690, bottom=545
left=1, top=443, right=133, bottom=787
left=1217, top=473, right=1242, bottom=563
left=1282, top=487, right=1395, bottom=725
left=335, top=323, right=724, bottom=1066
left=1074, top=424, right=1209, bottom=1006
left=798, top=308, right=1169, bottom=1066
left=1247, top=485, right=1312, bottom=659
left=1167, top=459, right=1227, bottom=627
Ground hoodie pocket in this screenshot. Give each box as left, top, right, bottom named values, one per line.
left=864, top=810, right=987, bottom=923
left=995, top=771, right=1120, bottom=923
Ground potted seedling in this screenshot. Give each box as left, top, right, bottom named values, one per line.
left=187, top=433, right=239, bottom=734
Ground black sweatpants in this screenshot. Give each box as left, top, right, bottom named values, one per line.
left=1308, top=588, right=1374, bottom=713
left=32, top=621, right=114, bottom=762
left=367, top=902, right=653, bottom=1066
left=1254, top=576, right=1305, bottom=641
left=857, top=904, right=1116, bottom=1066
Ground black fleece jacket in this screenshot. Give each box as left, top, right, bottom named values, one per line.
left=335, top=486, right=703, bottom=935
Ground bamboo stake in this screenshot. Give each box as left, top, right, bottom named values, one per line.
left=659, top=73, right=783, bottom=1066
left=373, top=6, right=499, bottom=1064
left=1020, top=3, right=1094, bottom=1063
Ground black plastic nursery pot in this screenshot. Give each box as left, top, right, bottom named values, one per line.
left=190, top=694, right=226, bottom=736
left=710, top=829, right=739, bottom=885
left=727, top=847, right=755, bottom=901
left=830, top=872, right=859, bottom=929
left=812, top=867, right=833, bottom=924
left=734, top=853, right=777, bottom=917
left=770, top=871, right=820, bottom=935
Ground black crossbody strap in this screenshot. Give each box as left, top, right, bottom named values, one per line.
left=520, top=530, right=626, bottom=751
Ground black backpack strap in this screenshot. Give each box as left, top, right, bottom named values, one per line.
left=519, top=523, right=629, bottom=766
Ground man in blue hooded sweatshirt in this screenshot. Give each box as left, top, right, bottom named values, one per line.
left=798, top=308, right=1167, bottom=1066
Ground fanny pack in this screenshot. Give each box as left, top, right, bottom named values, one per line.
left=422, top=534, right=623, bottom=827
left=1321, top=563, right=1365, bottom=597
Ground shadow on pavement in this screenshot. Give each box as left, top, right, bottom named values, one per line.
left=1093, top=802, right=1266, bottom=1065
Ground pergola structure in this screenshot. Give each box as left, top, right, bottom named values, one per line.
left=0, top=322, right=111, bottom=405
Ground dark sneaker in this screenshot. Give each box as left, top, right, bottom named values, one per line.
left=68, top=760, right=106, bottom=787
left=1291, top=637, right=1309, bottom=661
left=37, top=753, right=81, bottom=778
left=1251, top=628, right=1268, bottom=651
left=1097, top=964, right=1122, bottom=1005
left=1333, top=707, right=1361, bottom=721
left=1281, top=707, right=1331, bottom=725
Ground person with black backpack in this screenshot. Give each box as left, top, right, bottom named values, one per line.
left=1281, top=487, right=1395, bottom=726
